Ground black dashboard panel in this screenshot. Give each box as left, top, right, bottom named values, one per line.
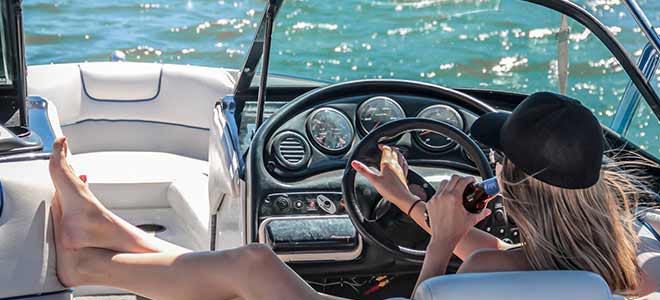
left=246, top=80, right=522, bottom=277
left=264, top=94, right=480, bottom=181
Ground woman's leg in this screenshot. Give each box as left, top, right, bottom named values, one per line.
left=53, top=200, right=321, bottom=300
left=49, top=137, right=188, bottom=254
left=50, top=137, right=337, bottom=300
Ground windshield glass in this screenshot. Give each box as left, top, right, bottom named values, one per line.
left=267, top=0, right=652, bottom=123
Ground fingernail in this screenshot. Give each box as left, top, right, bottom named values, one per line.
left=79, top=175, right=87, bottom=183
left=351, top=161, right=359, bottom=169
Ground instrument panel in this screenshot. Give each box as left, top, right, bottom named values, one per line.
left=305, top=96, right=467, bottom=154
left=265, top=94, right=479, bottom=179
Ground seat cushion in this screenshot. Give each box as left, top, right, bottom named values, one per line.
left=69, top=151, right=210, bottom=249
left=70, top=151, right=207, bottom=207
left=413, top=271, right=612, bottom=300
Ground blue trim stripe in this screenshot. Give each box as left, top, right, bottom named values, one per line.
left=78, top=64, right=163, bottom=103
left=0, top=290, right=72, bottom=300
left=0, top=181, right=3, bottom=220
left=62, top=119, right=209, bottom=131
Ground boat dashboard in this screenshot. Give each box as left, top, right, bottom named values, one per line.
left=246, top=80, right=521, bottom=276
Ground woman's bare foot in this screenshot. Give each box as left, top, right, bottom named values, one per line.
left=51, top=197, right=98, bottom=287
left=48, top=137, right=159, bottom=253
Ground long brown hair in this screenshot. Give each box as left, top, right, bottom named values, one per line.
left=499, top=152, right=655, bottom=295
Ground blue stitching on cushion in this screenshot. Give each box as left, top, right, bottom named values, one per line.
left=78, top=64, right=162, bottom=102
left=61, top=119, right=209, bottom=131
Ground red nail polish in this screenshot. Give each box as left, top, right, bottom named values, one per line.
left=79, top=175, right=87, bottom=183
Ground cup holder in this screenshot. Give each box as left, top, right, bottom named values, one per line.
left=137, top=224, right=166, bottom=235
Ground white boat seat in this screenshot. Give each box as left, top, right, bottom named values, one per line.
left=27, top=62, right=237, bottom=161
left=413, top=271, right=618, bottom=300
left=637, top=209, right=660, bottom=297
left=69, top=151, right=210, bottom=250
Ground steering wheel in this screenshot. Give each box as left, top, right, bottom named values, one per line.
left=342, top=118, right=494, bottom=263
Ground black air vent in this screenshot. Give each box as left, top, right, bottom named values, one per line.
left=273, top=131, right=310, bottom=170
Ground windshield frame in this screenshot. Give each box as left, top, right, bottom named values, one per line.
left=233, top=0, right=660, bottom=119
left=0, top=0, right=27, bottom=127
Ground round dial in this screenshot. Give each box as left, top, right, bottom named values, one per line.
left=306, top=107, right=354, bottom=153
left=357, top=96, right=406, bottom=133
left=415, top=105, right=464, bottom=150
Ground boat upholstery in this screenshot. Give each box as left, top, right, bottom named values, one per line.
left=27, top=62, right=237, bottom=161
left=69, top=151, right=211, bottom=250
left=24, top=61, right=239, bottom=253
left=412, top=271, right=618, bottom=300
left=15, top=62, right=240, bottom=295
left=410, top=219, right=660, bottom=300
left=80, top=63, right=162, bottom=101
left=637, top=209, right=660, bottom=297
left=0, top=160, right=67, bottom=299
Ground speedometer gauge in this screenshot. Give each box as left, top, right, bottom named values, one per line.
left=357, top=96, right=405, bottom=133
left=306, top=107, right=354, bottom=153
left=415, top=105, right=464, bottom=151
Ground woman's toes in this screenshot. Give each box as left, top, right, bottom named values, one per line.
left=49, top=138, right=88, bottom=195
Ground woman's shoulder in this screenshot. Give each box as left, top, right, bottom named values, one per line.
left=457, top=247, right=531, bottom=274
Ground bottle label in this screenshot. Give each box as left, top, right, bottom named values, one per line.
left=479, top=177, right=500, bottom=196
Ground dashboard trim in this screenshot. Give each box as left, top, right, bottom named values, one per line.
left=258, top=215, right=363, bottom=262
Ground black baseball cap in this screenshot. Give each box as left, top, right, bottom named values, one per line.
left=470, top=92, right=605, bottom=189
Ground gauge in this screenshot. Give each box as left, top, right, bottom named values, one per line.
left=306, top=107, right=354, bottom=153
left=415, top=104, right=464, bottom=151
left=357, top=96, right=406, bottom=133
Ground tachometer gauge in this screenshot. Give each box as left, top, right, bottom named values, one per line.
left=306, top=107, right=354, bottom=153
left=415, top=105, right=464, bottom=151
left=357, top=96, right=406, bottom=133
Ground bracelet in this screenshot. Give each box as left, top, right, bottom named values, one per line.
left=407, top=199, right=424, bottom=216
left=424, top=209, right=430, bottom=227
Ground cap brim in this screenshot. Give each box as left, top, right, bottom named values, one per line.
left=470, top=111, right=510, bottom=151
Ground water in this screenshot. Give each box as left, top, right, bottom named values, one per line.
left=22, top=0, right=660, bottom=155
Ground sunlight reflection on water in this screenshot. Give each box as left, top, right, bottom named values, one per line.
left=21, top=0, right=660, bottom=153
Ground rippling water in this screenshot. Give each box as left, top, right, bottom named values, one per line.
left=22, top=0, right=660, bottom=154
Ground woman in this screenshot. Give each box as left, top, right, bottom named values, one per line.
left=50, top=92, right=656, bottom=300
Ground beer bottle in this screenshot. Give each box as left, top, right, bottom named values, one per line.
left=463, top=177, right=499, bottom=213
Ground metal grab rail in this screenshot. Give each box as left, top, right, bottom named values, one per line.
left=623, top=0, right=660, bottom=55
left=612, top=43, right=659, bottom=135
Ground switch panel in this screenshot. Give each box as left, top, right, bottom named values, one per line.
left=260, top=192, right=344, bottom=218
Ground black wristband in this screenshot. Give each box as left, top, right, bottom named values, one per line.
left=407, top=199, right=424, bottom=216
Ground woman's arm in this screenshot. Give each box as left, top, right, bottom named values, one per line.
left=407, top=202, right=508, bottom=260
left=409, top=176, right=493, bottom=296
left=414, top=239, right=456, bottom=292
left=351, top=146, right=509, bottom=261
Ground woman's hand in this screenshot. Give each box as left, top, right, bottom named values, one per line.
left=427, top=175, right=492, bottom=246
left=351, top=145, right=418, bottom=211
